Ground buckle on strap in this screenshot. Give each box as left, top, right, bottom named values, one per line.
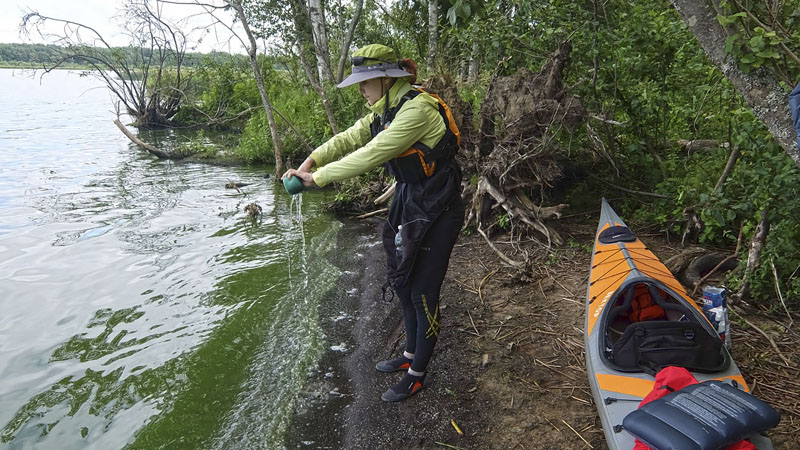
left=381, top=282, right=396, bottom=303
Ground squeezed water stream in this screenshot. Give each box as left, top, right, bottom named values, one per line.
left=0, top=69, right=346, bottom=450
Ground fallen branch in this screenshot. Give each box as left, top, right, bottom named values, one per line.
left=374, top=183, right=395, bottom=204
left=587, top=174, right=669, bottom=199
left=478, top=268, right=499, bottom=305
left=467, top=309, right=482, bottom=337
left=354, top=208, right=388, bottom=219
left=589, top=114, right=625, bottom=126
left=479, top=176, right=564, bottom=246
left=114, top=119, right=172, bottom=159
left=477, top=226, right=525, bottom=268
left=733, top=307, right=793, bottom=367
left=434, top=442, right=466, bottom=450
left=770, top=259, right=793, bottom=328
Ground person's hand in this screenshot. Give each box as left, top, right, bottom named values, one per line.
left=281, top=157, right=316, bottom=187
left=282, top=168, right=316, bottom=187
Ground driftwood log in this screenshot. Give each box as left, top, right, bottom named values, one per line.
left=667, top=247, right=738, bottom=292
left=665, top=247, right=708, bottom=274
left=679, top=252, right=738, bottom=290
left=676, top=139, right=729, bottom=154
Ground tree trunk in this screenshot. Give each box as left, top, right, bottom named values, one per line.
left=308, top=0, right=334, bottom=83
left=298, top=46, right=339, bottom=134
left=336, top=0, right=363, bottom=83
left=231, top=1, right=284, bottom=177
left=468, top=41, right=479, bottom=82
left=736, top=209, right=770, bottom=303
left=669, top=0, right=800, bottom=169
left=713, top=143, right=741, bottom=194
left=427, top=0, right=438, bottom=75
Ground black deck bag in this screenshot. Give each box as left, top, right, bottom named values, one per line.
left=623, top=380, right=780, bottom=450
left=612, top=321, right=726, bottom=373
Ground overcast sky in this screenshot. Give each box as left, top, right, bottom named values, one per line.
left=0, top=0, right=245, bottom=53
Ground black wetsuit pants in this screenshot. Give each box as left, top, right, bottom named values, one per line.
left=394, top=197, right=464, bottom=373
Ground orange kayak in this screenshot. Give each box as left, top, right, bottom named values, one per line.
left=585, top=198, right=774, bottom=449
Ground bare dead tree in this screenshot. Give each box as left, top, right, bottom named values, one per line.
left=20, top=0, right=191, bottom=129
left=172, top=0, right=288, bottom=174
left=284, top=0, right=340, bottom=134
left=296, top=45, right=339, bottom=134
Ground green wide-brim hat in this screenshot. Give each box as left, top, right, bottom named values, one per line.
left=337, top=44, right=413, bottom=88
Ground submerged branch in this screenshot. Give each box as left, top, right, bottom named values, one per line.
left=114, top=119, right=172, bottom=159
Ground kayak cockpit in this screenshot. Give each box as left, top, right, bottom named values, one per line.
left=599, top=278, right=730, bottom=374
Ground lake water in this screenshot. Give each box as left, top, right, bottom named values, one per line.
left=0, top=69, right=353, bottom=449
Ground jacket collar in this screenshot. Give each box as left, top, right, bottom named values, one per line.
left=367, top=79, right=413, bottom=114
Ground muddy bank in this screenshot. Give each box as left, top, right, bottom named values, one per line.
left=285, top=218, right=487, bottom=449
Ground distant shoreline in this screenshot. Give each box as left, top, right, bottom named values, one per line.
left=0, top=63, right=91, bottom=70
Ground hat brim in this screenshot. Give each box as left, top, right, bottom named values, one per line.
left=337, top=68, right=412, bottom=88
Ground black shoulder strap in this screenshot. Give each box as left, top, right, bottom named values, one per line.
left=381, top=89, right=421, bottom=126
left=371, top=89, right=422, bottom=137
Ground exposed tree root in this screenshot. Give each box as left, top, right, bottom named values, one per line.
left=461, top=43, right=584, bottom=262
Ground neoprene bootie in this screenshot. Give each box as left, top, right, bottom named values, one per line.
left=375, top=356, right=413, bottom=373
left=381, top=373, right=425, bottom=402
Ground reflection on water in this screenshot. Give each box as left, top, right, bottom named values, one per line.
left=0, top=69, right=341, bottom=449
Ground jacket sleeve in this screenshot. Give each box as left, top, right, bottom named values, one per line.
left=312, top=101, right=432, bottom=187
left=309, top=113, right=374, bottom=168
left=790, top=82, right=800, bottom=150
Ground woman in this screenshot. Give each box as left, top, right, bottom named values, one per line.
left=282, top=44, right=463, bottom=402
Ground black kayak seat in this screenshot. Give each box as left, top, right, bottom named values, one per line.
left=623, top=380, right=780, bottom=450
left=599, top=225, right=637, bottom=244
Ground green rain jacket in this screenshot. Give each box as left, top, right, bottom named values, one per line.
left=309, top=79, right=446, bottom=187
left=310, top=78, right=462, bottom=289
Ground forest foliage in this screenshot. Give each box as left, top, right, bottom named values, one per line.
left=14, top=0, right=800, bottom=308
